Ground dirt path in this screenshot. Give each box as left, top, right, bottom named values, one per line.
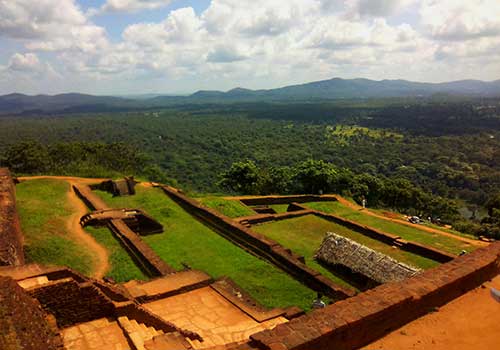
left=19, top=176, right=110, bottom=279
left=331, top=195, right=487, bottom=247
left=365, top=275, right=500, bottom=350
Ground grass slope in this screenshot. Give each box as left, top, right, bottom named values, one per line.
left=95, top=187, right=317, bottom=310
left=253, top=215, right=438, bottom=271
left=305, top=201, right=474, bottom=254
left=85, top=226, right=148, bottom=282
left=197, top=197, right=255, bottom=218
left=16, top=179, right=95, bottom=275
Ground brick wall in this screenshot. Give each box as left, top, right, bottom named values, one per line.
left=0, top=168, right=24, bottom=266
left=248, top=241, right=500, bottom=350
left=239, top=195, right=338, bottom=206
left=160, top=186, right=356, bottom=300
left=28, top=278, right=116, bottom=328
left=0, top=276, right=63, bottom=350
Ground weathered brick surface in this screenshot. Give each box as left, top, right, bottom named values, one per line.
left=0, top=168, right=24, bottom=266
left=247, top=241, right=500, bottom=350
left=0, top=276, right=63, bottom=350
left=27, top=278, right=116, bottom=328
left=160, top=186, right=356, bottom=300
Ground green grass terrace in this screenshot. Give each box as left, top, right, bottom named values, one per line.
left=304, top=201, right=476, bottom=255
left=93, top=186, right=322, bottom=311
left=16, top=179, right=96, bottom=275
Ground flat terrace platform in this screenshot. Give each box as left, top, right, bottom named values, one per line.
left=365, top=274, right=500, bottom=350
left=144, top=286, right=287, bottom=349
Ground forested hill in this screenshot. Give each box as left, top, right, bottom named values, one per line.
left=2, top=78, right=500, bottom=115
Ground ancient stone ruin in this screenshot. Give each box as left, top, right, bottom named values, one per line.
left=92, top=176, right=139, bottom=196
left=80, top=208, right=164, bottom=235
left=315, top=232, right=420, bottom=285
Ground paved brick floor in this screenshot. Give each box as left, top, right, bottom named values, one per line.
left=62, top=318, right=131, bottom=350
left=144, top=286, right=287, bottom=349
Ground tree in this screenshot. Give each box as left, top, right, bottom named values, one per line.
left=293, top=159, right=337, bottom=194
left=3, top=141, right=50, bottom=174
left=218, top=160, right=262, bottom=194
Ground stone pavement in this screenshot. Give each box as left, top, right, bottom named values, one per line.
left=144, top=286, right=287, bottom=349
left=62, top=317, right=131, bottom=350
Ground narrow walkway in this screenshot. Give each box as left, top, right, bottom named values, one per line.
left=19, top=176, right=110, bottom=279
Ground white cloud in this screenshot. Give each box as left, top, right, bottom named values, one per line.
left=420, top=0, right=500, bottom=41
left=89, top=0, right=174, bottom=16
left=7, top=53, right=42, bottom=72
left=0, top=0, right=499, bottom=94
left=0, top=0, right=108, bottom=53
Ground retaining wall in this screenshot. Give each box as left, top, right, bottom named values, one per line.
left=73, top=184, right=176, bottom=277
left=160, top=186, right=356, bottom=301
left=314, top=211, right=456, bottom=263
left=0, top=168, right=24, bottom=266
left=239, top=195, right=337, bottom=206
left=248, top=241, right=500, bottom=350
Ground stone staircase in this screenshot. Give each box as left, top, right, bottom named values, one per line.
left=118, top=316, right=193, bottom=350
left=118, top=316, right=164, bottom=349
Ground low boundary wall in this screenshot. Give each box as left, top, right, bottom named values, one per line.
left=160, top=186, right=356, bottom=301
left=238, top=195, right=338, bottom=206
left=314, top=211, right=456, bottom=263
left=237, top=200, right=454, bottom=265
left=0, top=168, right=24, bottom=266
left=248, top=241, right=500, bottom=350
left=73, top=184, right=176, bottom=277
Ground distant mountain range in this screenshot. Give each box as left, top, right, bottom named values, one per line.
left=1, top=78, right=500, bottom=115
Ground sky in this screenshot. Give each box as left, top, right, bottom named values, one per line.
left=0, top=0, right=499, bottom=95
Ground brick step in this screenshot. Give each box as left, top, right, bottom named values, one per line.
left=118, top=316, right=165, bottom=350
left=144, top=331, right=193, bottom=350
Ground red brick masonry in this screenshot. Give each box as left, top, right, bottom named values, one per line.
left=0, top=168, right=24, bottom=266
left=247, top=241, right=500, bottom=350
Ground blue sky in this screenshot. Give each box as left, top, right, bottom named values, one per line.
left=0, top=0, right=499, bottom=95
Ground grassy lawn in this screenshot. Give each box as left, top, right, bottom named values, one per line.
left=196, top=197, right=255, bottom=218
left=85, top=226, right=148, bottom=283
left=94, top=187, right=318, bottom=311
left=305, top=201, right=475, bottom=254
left=16, top=179, right=95, bottom=275
left=269, top=204, right=290, bottom=213
left=253, top=215, right=439, bottom=275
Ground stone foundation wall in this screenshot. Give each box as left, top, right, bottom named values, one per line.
left=0, top=168, right=24, bottom=266
left=239, top=195, right=337, bottom=206
left=316, top=233, right=420, bottom=284
left=160, top=186, right=356, bottom=301
left=248, top=241, right=500, bottom=350
left=314, top=211, right=456, bottom=263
